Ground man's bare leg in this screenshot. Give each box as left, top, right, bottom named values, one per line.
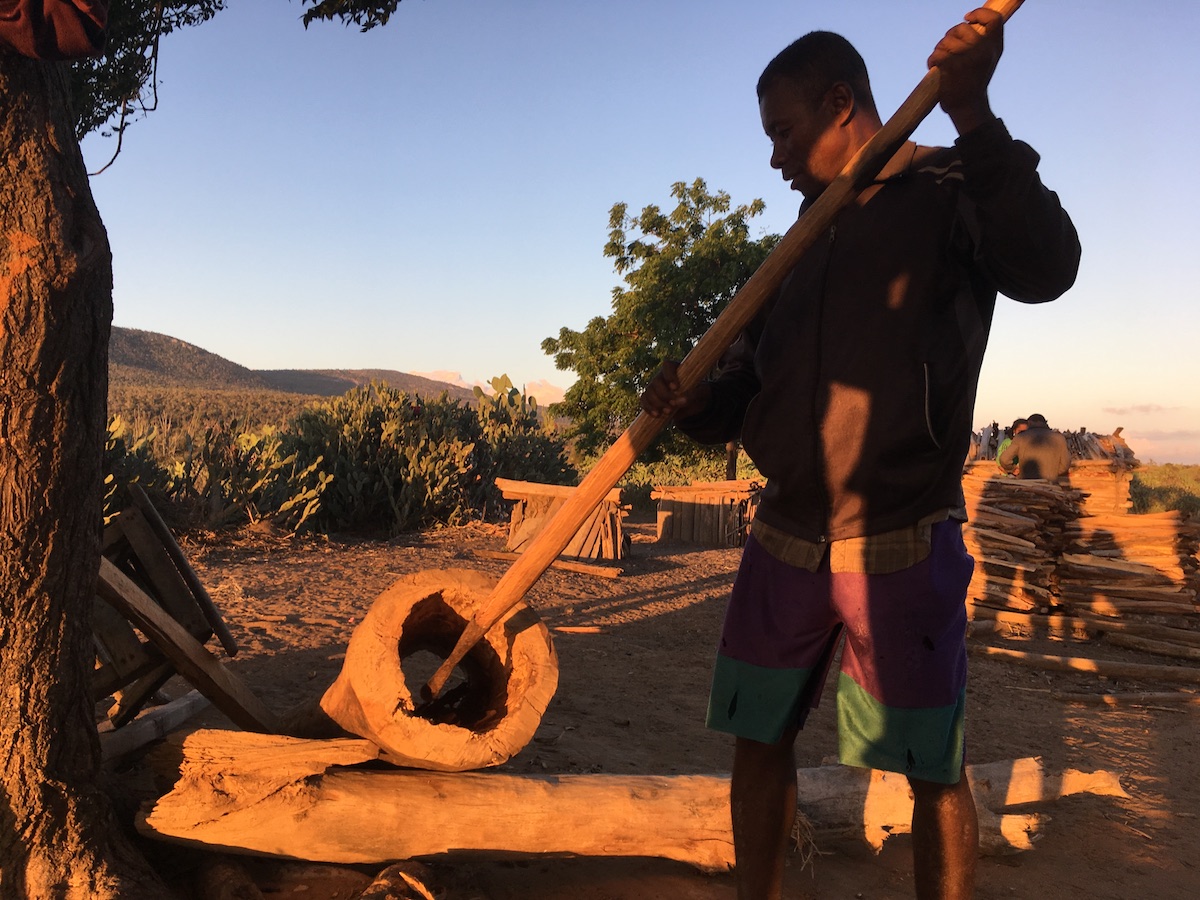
left=731, top=729, right=799, bottom=900
left=908, top=767, right=978, bottom=900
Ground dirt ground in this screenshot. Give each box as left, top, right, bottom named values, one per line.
left=118, top=514, right=1200, bottom=899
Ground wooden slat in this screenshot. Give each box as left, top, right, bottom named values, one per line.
left=114, top=505, right=211, bottom=638
left=472, top=550, right=622, bottom=579
left=130, top=484, right=239, bottom=657
left=495, top=478, right=622, bottom=504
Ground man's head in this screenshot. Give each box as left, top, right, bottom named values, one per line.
left=1026, top=413, right=1049, bottom=428
left=1011, top=417, right=1028, bottom=436
left=757, top=32, right=881, bottom=198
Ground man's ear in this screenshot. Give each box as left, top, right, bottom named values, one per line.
left=825, top=82, right=856, bottom=125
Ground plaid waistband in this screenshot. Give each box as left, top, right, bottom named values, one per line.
left=750, top=508, right=958, bottom=575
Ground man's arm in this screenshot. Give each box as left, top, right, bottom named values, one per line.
left=640, top=333, right=761, bottom=447
left=997, top=435, right=1020, bottom=474
left=931, top=7, right=1081, bottom=303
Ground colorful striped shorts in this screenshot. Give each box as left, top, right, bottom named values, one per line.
left=706, top=519, right=974, bottom=784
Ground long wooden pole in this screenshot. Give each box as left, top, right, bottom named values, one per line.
left=428, top=0, right=1026, bottom=698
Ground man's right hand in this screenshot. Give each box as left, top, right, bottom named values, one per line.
left=639, top=360, right=712, bottom=420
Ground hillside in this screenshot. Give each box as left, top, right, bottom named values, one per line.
left=109, top=326, right=476, bottom=402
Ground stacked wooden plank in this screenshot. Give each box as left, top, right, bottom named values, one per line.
left=652, top=480, right=761, bottom=547
left=1066, top=459, right=1134, bottom=516
left=1063, top=426, right=1139, bottom=466
left=961, top=466, right=1082, bottom=612
left=496, top=478, right=628, bottom=561
left=1056, top=512, right=1199, bottom=617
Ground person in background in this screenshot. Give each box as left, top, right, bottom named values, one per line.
left=996, top=417, right=1028, bottom=473
left=998, top=413, right=1070, bottom=480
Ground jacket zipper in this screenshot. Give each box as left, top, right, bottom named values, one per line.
left=923, top=362, right=942, bottom=449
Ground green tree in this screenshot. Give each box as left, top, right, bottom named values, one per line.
left=70, top=2, right=226, bottom=150
left=542, top=178, right=780, bottom=459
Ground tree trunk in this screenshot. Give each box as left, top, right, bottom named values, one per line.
left=0, top=53, right=167, bottom=898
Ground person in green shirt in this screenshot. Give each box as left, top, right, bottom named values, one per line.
left=996, top=417, right=1028, bottom=474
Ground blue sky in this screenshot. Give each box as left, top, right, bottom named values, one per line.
left=81, top=1, right=1200, bottom=464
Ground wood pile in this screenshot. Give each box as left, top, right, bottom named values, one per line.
left=496, top=478, right=628, bottom=561
left=1067, top=459, right=1133, bottom=516
left=651, top=480, right=761, bottom=547
left=960, top=465, right=1199, bottom=619
left=1056, top=512, right=1200, bottom=617
left=1063, top=426, right=1139, bottom=466
left=961, top=465, right=1082, bottom=612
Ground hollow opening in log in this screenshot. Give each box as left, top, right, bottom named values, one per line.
left=398, top=593, right=507, bottom=732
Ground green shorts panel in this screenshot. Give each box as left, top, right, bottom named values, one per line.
left=836, top=673, right=966, bottom=784
left=705, top=653, right=815, bottom=745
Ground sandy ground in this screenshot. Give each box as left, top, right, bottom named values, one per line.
left=116, top=515, right=1200, bottom=899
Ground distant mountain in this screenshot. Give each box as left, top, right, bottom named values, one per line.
left=109, top=327, right=478, bottom=403
left=110, top=327, right=270, bottom=390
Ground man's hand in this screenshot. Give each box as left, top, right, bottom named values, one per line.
left=928, top=6, right=1004, bottom=135
left=639, top=360, right=712, bottom=420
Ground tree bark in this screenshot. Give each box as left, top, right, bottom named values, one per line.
left=0, top=53, right=167, bottom=898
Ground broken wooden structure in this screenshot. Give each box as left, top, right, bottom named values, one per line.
left=496, top=477, right=628, bottom=560
left=138, top=730, right=1128, bottom=868
left=93, top=485, right=290, bottom=758
left=651, top=479, right=761, bottom=547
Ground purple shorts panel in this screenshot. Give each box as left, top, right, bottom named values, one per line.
left=717, top=519, right=974, bottom=712
left=833, top=521, right=974, bottom=709
left=717, top=536, right=838, bottom=670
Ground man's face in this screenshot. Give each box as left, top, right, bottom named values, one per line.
left=758, top=78, right=846, bottom=199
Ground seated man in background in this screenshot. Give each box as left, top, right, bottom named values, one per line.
left=998, top=413, right=1070, bottom=479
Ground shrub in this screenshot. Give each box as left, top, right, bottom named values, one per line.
left=1130, top=464, right=1200, bottom=517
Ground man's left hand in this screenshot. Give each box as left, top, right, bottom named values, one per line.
left=928, top=6, right=1004, bottom=134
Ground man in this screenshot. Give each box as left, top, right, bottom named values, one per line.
left=996, top=417, right=1028, bottom=472
left=999, top=413, right=1070, bottom=480
left=641, top=8, right=1079, bottom=900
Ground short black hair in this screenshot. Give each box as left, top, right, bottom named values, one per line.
left=1027, top=414, right=1048, bottom=427
left=757, top=31, right=876, bottom=115
left=1011, top=417, right=1028, bottom=431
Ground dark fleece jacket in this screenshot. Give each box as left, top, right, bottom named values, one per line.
left=678, top=118, right=1080, bottom=543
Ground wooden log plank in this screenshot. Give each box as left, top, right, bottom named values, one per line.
left=107, top=661, right=176, bottom=729
left=472, top=549, right=623, bottom=579
left=1103, top=633, right=1200, bottom=662
left=91, top=594, right=163, bottom=700
left=130, top=484, right=239, bottom=657
left=970, top=644, right=1200, bottom=684
left=969, top=605, right=1200, bottom=647
left=140, top=733, right=1125, bottom=866
left=679, top=495, right=696, bottom=543
left=97, top=558, right=283, bottom=733
left=113, top=505, right=211, bottom=638
left=656, top=500, right=674, bottom=541
left=1051, top=690, right=1200, bottom=707
left=100, top=690, right=211, bottom=761
left=495, top=478, right=622, bottom=504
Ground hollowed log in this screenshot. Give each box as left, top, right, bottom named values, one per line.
left=319, top=568, right=558, bottom=771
